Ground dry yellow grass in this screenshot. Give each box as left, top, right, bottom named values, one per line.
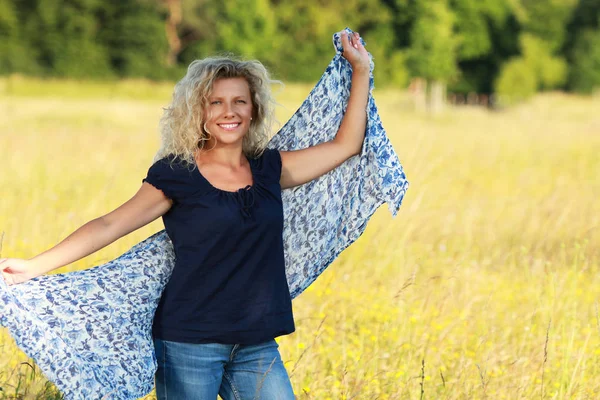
left=0, top=79, right=599, bottom=399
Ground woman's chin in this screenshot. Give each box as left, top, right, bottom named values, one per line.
left=210, top=135, right=246, bottom=148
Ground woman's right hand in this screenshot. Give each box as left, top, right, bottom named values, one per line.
left=0, top=258, right=43, bottom=285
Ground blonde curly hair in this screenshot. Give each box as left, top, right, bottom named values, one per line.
left=155, top=56, right=277, bottom=165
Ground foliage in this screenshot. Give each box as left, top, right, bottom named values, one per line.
left=565, top=0, right=600, bottom=94
left=101, top=0, right=169, bottom=79
left=0, top=0, right=32, bottom=74
left=495, top=33, right=568, bottom=102
left=407, top=0, right=457, bottom=82
left=517, top=0, right=578, bottom=52
left=568, top=29, right=600, bottom=94
left=520, top=34, right=568, bottom=89
left=1, top=0, right=599, bottom=98
left=364, top=23, right=409, bottom=88
left=451, top=0, right=511, bottom=60
left=494, top=57, right=537, bottom=102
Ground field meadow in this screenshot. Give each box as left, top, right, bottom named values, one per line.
left=0, top=76, right=599, bottom=399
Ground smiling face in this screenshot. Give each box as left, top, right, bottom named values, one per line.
left=204, top=77, right=253, bottom=149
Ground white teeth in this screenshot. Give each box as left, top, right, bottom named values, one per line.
left=219, top=123, right=240, bottom=129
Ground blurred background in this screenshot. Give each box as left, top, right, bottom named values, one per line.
left=1, top=0, right=599, bottom=105
left=1, top=1, right=600, bottom=399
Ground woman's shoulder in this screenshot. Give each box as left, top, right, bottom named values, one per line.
left=254, top=148, right=281, bottom=166
left=149, top=155, right=195, bottom=176
left=144, top=155, right=197, bottom=200
left=251, top=148, right=281, bottom=180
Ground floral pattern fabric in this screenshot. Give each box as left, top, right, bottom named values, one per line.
left=0, top=28, right=408, bottom=399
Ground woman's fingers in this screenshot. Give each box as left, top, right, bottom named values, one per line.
left=0, top=259, right=27, bottom=285
left=343, top=31, right=360, bottom=50
left=1, top=270, right=10, bottom=285
left=0, top=259, right=10, bottom=284
left=0, top=259, right=7, bottom=275
left=347, top=31, right=356, bottom=49
left=341, top=32, right=354, bottom=56
left=342, top=31, right=366, bottom=57
left=340, top=31, right=369, bottom=73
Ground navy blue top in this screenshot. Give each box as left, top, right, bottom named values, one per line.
left=143, top=149, right=295, bottom=344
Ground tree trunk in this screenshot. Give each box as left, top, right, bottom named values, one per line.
left=410, top=77, right=427, bottom=113
left=163, top=0, right=182, bottom=67
left=428, top=80, right=446, bottom=114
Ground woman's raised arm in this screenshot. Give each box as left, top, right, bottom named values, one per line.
left=279, top=30, right=370, bottom=190
left=0, top=183, right=172, bottom=285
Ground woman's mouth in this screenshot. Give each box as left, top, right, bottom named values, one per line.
left=218, top=123, right=241, bottom=131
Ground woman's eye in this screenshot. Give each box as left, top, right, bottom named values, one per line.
left=210, top=100, right=221, bottom=105
left=236, top=99, right=247, bottom=104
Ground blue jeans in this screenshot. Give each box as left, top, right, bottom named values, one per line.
left=154, top=339, right=295, bottom=399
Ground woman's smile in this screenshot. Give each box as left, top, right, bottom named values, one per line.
left=205, top=77, right=253, bottom=146
left=217, top=122, right=241, bottom=131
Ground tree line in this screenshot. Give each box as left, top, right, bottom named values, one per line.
left=1, top=0, right=599, bottom=102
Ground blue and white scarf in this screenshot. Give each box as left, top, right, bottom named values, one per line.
left=0, top=29, right=408, bottom=399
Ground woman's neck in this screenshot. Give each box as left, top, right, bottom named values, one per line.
left=195, top=145, right=246, bottom=168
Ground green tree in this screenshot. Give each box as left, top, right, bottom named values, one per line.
left=450, top=0, right=515, bottom=93
left=568, top=29, right=600, bottom=94
left=214, top=0, right=280, bottom=65
left=407, top=0, right=457, bottom=81
left=0, top=0, right=33, bottom=74
left=565, top=0, right=600, bottom=93
left=521, top=34, right=567, bottom=89
left=17, top=0, right=113, bottom=78
left=175, top=0, right=280, bottom=77
left=271, top=0, right=352, bottom=81
left=165, top=0, right=218, bottom=68
left=363, top=23, right=409, bottom=88
left=494, top=58, right=536, bottom=102
left=2, top=0, right=594, bottom=96
left=407, top=0, right=458, bottom=111
left=518, top=0, right=578, bottom=52
left=493, top=0, right=575, bottom=102
left=269, top=0, right=397, bottom=81
left=53, top=0, right=113, bottom=78
left=100, top=0, right=168, bottom=79
left=495, top=33, right=568, bottom=103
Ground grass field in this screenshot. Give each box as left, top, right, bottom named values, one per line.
left=0, top=76, right=599, bottom=399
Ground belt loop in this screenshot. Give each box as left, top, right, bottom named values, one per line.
left=229, top=343, right=240, bottom=362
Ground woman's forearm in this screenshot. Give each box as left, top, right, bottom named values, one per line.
left=29, top=217, right=120, bottom=275
left=333, top=68, right=370, bottom=155
left=1, top=184, right=171, bottom=285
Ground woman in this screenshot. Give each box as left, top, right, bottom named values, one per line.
left=1, top=31, right=370, bottom=399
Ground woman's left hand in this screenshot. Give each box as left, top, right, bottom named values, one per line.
left=340, top=31, right=370, bottom=74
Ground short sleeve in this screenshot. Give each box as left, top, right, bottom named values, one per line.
left=143, top=158, right=179, bottom=200
left=261, top=148, right=282, bottom=182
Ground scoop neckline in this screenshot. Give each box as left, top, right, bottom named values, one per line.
left=195, top=156, right=256, bottom=194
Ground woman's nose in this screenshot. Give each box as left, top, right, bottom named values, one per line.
left=223, top=102, right=235, bottom=117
